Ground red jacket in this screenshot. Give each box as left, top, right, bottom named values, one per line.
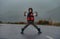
left=27, top=13, right=34, bottom=21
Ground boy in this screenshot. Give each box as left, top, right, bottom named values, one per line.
left=21, top=8, right=42, bottom=34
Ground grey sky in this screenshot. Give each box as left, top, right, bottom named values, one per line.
left=0, top=0, right=60, bottom=22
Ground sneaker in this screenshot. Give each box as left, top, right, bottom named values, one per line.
left=21, top=28, right=24, bottom=34
left=38, top=31, right=42, bottom=34
left=38, top=28, right=42, bottom=34
left=21, top=31, right=24, bottom=34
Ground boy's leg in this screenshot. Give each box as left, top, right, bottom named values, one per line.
left=21, top=24, right=29, bottom=34
left=32, top=23, right=42, bottom=34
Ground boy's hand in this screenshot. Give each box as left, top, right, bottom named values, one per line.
left=35, top=11, right=38, bottom=16
left=24, top=11, right=27, bottom=16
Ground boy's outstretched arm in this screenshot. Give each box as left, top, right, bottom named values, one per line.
left=34, top=11, right=38, bottom=16
left=35, top=12, right=38, bottom=16
left=24, top=11, right=27, bottom=16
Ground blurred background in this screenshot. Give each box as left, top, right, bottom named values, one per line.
left=0, top=0, right=60, bottom=26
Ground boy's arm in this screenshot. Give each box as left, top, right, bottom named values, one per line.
left=34, top=11, right=38, bottom=16
left=24, top=11, right=27, bottom=16
left=35, top=12, right=38, bottom=16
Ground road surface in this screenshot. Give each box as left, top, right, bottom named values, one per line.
left=0, top=24, right=60, bottom=39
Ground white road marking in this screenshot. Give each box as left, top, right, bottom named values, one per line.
left=46, top=35, right=54, bottom=39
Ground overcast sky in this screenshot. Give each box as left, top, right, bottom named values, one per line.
left=0, top=0, right=60, bottom=22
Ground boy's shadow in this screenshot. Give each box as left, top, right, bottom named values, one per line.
left=21, top=33, right=42, bottom=39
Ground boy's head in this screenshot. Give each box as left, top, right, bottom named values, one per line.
left=28, top=8, right=33, bottom=13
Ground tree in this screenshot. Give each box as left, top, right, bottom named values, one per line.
left=0, top=21, right=2, bottom=23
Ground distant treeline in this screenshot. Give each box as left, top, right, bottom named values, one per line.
left=0, top=20, right=49, bottom=24
left=0, top=20, right=60, bottom=26
left=7, top=22, right=26, bottom=24
left=0, top=21, right=2, bottom=23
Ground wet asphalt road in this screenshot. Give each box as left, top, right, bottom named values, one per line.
left=0, top=24, right=60, bottom=39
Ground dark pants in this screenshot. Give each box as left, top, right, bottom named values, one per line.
left=21, top=21, right=41, bottom=32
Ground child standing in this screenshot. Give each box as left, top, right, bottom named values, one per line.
left=21, top=8, right=42, bottom=34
